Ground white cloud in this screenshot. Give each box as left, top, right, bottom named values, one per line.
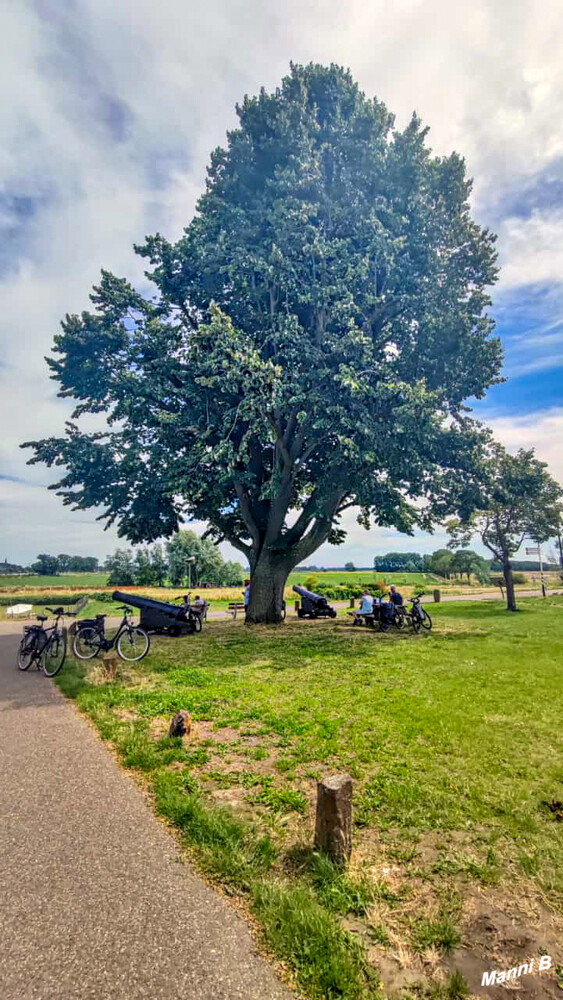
left=486, top=406, right=563, bottom=483
left=496, top=209, right=563, bottom=291
left=2, top=0, right=563, bottom=564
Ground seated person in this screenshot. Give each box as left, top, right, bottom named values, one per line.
left=389, top=585, right=403, bottom=606
left=192, top=594, right=206, bottom=613
left=353, top=589, right=373, bottom=623
left=243, top=579, right=251, bottom=608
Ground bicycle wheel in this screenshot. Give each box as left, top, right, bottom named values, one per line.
left=43, top=630, right=67, bottom=677
left=73, top=626, right=102, bottom=660
left=191, top=614, right=202, bottom=633
left=116, top=626, right=150, bottom=662
left=17, top=633, right=38, bottom=670
left=420, top=609, right=432, bottom=631
left=411, top=613, right=422, bottom=634
left=394, top=610, right=405, bottom=630
left=379, top=618, right=392, bottom=633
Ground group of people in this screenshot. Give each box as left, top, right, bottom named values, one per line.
left=353, top=585, right=403, bottom=623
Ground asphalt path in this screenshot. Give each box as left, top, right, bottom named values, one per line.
left=0, top=632, right=291, bottom=1000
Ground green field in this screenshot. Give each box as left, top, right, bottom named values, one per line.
left=0, top=572, right=109, bottom=589
left=289, top=569, right=435, bottom=587
left=57, top=598, right=563, bottom=999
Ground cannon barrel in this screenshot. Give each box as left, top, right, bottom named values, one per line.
left=112, top=591, right=184, bottom=619
left=292, top=585, right=328, bottom=606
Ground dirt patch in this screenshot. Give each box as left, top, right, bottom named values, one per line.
left=196, top=721, right=241, bottom=743
left=148, top=716, right=170, bottom=741
left=115, top=708, right=138, bottom=723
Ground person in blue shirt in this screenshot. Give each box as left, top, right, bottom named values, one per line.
left=243, top=579, right=250, bottom=608
left=353, top=589, right=373, bottom=624
left=389, top=586, right=403, bottom=606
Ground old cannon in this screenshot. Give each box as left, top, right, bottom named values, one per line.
left=292, top=585, right=337, bottom=619
left=111, top=591, right=200, bottom=636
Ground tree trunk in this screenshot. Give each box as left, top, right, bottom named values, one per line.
left=503, top=559, right=517, bottom=612
left=245, top=550, right=290, bottom=624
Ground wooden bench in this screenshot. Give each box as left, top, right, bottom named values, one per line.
left=227, top=602, right=246, bottom=619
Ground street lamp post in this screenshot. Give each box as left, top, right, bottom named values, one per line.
left=187, top=556, right=196, bottom=590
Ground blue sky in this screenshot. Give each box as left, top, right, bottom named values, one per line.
left=1, top=0, right=562, bottom=567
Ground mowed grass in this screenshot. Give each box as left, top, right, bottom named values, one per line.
left=57, top=598, right=563, bottom=998
left=0, top=572, right=109, bottom=589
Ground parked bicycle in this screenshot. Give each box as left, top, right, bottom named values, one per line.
left=17, top=606, right=72, bottom=677
left=72, top=605, right=150, bottom=662
left=402, top=594, right=432, bottom=633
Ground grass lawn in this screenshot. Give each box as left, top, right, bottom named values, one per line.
left=57, top=597, right=563, bottom=999
left=0, top=572, right=109, bottom=589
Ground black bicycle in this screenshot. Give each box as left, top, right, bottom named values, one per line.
left=404, top=594, right=432, bottom=633
left=17, top=607, right=72, bottom=677
left=72, top=605, right=150, bottom=662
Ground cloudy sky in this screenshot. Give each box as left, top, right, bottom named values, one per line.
left=1, top=0, right=562, bottom=568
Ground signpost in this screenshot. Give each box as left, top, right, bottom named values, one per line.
left=526, top=544, right=546, bottom=597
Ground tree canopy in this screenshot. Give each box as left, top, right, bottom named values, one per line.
left=448, top=445, right=563, bottom=610
left=25, top=63, right=502, bottom=622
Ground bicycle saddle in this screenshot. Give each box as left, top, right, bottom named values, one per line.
left=36, top=615, right=48, bottom=622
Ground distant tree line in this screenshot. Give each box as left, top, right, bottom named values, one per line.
left=105, top=530, right=245, bottom=588
left=373, top=549, right=490, bottom=583
left=31, top=553, right=100, bottom=575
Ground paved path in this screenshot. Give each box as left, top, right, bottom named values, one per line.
left=0, top=633, right=291, bottom=1000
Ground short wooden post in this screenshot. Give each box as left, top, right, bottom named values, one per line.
left=349, top=597, right=355, bottom=608
left=294, top=600, right=300, bottom=612
left=433, top=589, right=441, bottom=603
left=314, top=774, right=353, bottom=867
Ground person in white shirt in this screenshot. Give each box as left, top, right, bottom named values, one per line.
left=353, top=589, right=373, bottom=624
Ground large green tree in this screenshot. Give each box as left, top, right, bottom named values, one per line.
left=448, top=446, right=563, bottom=611
left=25, top=63, right=502, bottom=622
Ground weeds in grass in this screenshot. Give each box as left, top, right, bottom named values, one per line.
left=153, top=769, right=276, bottom=888
left=251, top=779, right=308, bottom=814
left=411, top=912, right=461, bottom=952
left=252, top=881, right=379, bottom=999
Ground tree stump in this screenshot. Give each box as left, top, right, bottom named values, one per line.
left=433, top=589, right=441, bottom=603
left=314, top=774, right=353, bottom=867
left=169, top=710, right=192, bottom=738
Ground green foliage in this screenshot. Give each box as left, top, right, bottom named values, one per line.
left=25, top=63, right=502, bottom=621
left=307, top=853, right=374, bottom=916
left=374, top=552, right=424, bottom=572
left=102, top=532, right=245, bottom=588
left=449, top=445, right=563, bottom=609
left=411, top=912, right=461, bottom=952
left=106, top=549, right=136, bottom=586
left=32, top=553, right=61, bottom=575
left=29, top=553, right=99, bottom=575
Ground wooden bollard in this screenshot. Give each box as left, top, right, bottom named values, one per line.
left=314, top=774, right=353, bottom=867
left=433, top=589, right=441, bottom=603
left=349, top=597, right=355, bottom=608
